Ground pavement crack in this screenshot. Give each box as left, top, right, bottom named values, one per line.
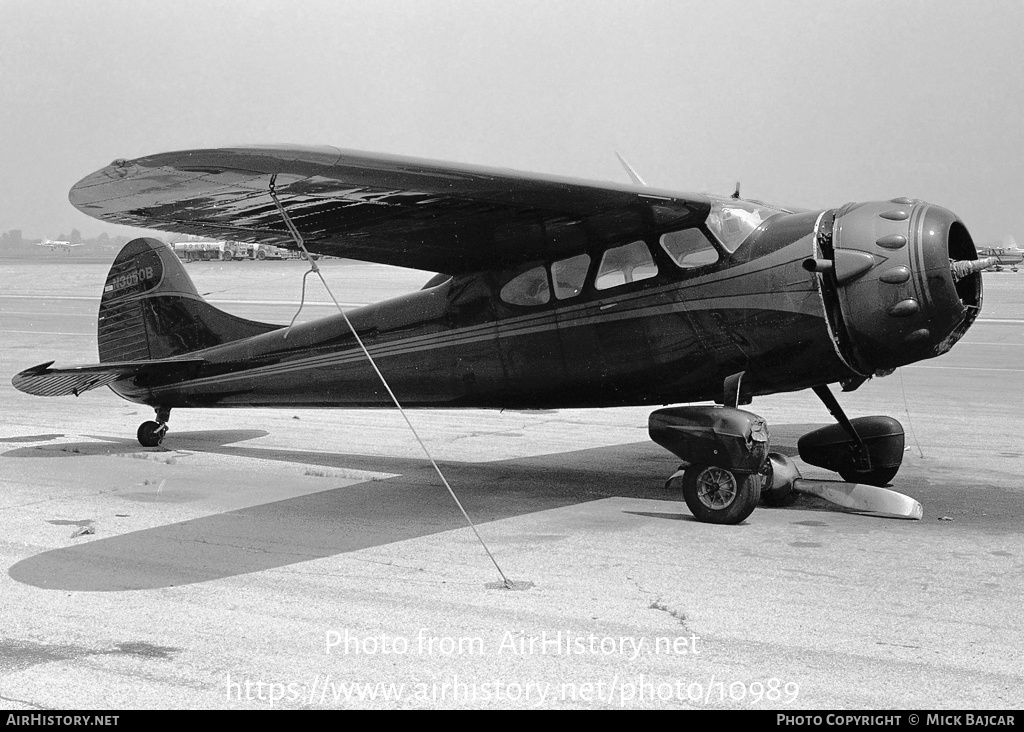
left=0, top=693, right=52, bottom=710
left=0, top=486, right=125, bottom=513
left=349, top=556, right=425, bottom=572
left=648, top=598, right=689, bottom=629
left=630, top=578, right=691, bottom=632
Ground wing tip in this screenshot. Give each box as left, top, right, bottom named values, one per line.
left=16, top=361, right=56, bottom=377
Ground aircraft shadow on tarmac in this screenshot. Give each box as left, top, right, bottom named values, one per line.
left=1, top=429, right=270, bottom=458
left=5, top=424, right=817, bottom=593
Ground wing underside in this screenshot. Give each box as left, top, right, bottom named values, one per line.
left=69, top=146, right=708, bottom=273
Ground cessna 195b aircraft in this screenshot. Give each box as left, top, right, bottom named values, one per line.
left=12, top=146, right=990, bottom=524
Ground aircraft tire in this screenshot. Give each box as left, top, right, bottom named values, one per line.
left=137, top=421, right=166, bottom=448
left=681, top=464, right=760, bottom=524
left=256, top=250, right=267, bottom=260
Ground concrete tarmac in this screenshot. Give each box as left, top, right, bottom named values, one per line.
left=1, top=258, right=1022, bottom=709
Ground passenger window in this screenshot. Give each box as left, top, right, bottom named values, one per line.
left=500, top=265, right=550, bottom=306
left=595, top=241, right=658, bottom=291
left=660, top=229, right=720, bottom=269
left=551, top=254, right=590, bottom=299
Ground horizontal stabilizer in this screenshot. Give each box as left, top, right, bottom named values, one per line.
left=12, top=358, right=204, bottom=398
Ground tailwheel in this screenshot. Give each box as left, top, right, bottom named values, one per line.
left=137, top=420, right=167, bottom=447
left=681, top=464, right=761, bottom=525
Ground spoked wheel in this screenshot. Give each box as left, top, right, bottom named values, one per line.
left=681, top=464, right=761, bottom=524
left=137, top=420, right=167, bottom=447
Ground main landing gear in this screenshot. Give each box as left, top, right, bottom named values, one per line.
left=649, top=403, right=769, bottom=525
left=137, top=406, right=170, bottom=447
left=648, top=376, right=907, bottom=524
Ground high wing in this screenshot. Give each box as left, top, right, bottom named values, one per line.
left=69, top=145, right=709, bottom=273
left=13, top=358, right=205, bottom=397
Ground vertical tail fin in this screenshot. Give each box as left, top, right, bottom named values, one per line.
left=98, top=238, right=279, bottom=362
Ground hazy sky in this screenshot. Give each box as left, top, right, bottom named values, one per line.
left=2, top=0, right=1021, bottom=244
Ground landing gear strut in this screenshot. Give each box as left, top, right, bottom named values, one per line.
left=648, top=378, right=912, bottom=522
left=137, top=406, right=170, bottom=447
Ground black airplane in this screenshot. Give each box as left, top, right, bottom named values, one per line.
left=12, top=146, right=989, bottom=524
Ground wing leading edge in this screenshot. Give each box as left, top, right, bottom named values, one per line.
left=69, top=146, right=709, bottom=273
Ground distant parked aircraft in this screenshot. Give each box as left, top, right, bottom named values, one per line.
left=171, top=240, right=316, bottom=262
left=977, top=239, right=1022, bottom=272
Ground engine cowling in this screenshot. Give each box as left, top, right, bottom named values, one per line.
left=806, top=199, right=983, bottom=376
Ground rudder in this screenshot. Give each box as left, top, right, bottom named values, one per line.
left=98, top=238, right=279, bottom=362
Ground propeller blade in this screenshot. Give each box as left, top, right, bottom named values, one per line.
left=793, top=479, right=923, bottom=519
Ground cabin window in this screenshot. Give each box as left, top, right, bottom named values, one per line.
left=500, top=264, right=550, bottom=306
left=660, top=228, right=720, bottom=269
left=595, top=241, right=658, bottom=290
left=551, top=254, right=590, bottom=299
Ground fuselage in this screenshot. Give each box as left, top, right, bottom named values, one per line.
left=105, top=195, right=982, bottom=412
left=110, top=209, right=853, bottom=409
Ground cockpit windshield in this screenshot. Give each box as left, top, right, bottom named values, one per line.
left=705, top=197, right=784, bottom=253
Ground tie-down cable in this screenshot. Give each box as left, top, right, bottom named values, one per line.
left=268, top=175, right=516, bottom=589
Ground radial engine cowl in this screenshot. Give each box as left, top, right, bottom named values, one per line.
left=809, top=199, right=983, bottom=375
